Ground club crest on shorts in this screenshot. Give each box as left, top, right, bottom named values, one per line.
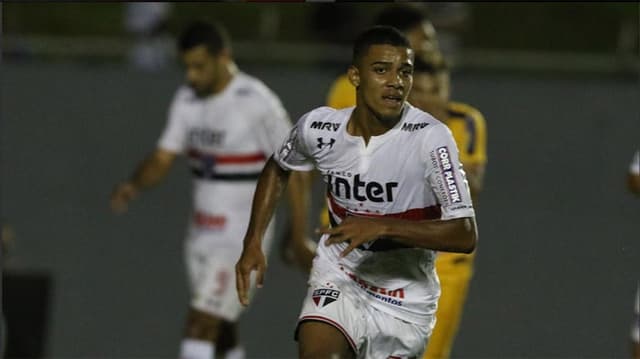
left=312, top=288, right=340, bottom=307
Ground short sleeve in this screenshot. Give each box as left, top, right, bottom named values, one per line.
left=272, top=112, right=315, bottom=171
left=157, top=91, right=187, bottom=153
left=424, top=124, right=475, bottom=220
left=256, top=92, right=293, bottom=156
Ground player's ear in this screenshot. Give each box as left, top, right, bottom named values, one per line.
left=216, top=47, right=232, bottom=63
left=347, top=66, right=360, bottom=88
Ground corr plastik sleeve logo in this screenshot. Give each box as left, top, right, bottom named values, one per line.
left=436, top=146, right=462, bottom=204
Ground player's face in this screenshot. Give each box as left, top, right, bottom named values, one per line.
left=408, top=72, right=447, bottom=116
left=353, top=44, right=414, bottom=122
left=405, top=22, right=439, bottom=60
left=181, top=45, right=223, bottom=97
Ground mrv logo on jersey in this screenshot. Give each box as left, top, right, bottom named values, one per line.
left=310, top=121, right=340, bottom=131
left=436, top=146, right=461, bottom=203
left=328, top=174, right=398, bottom=202
left=401, top=122, right=429, bottom=132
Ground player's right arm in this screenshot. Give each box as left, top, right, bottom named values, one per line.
left=110, top=148, right=177, bottom=213
left=235, top=156, right=292, bottom=306
left=110, top=88, right=187, bottom=213
left=236, top=114, right=315, bottom=306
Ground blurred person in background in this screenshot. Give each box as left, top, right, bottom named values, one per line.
left=633, top=284, right=639, bottom=359
left=124, top=2, right=173, bottom=71
left=407, top=56, right=487, bottom=359
left=236, top=26, right=477, bottom=358
left=324, top=5, right=485, bottom=359
left=627, top=150, right=640, bottom=196
left=110, top=20, right=312, bottom=359
left=628, top=151, right=639, bottom=358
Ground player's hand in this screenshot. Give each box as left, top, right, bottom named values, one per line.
left=281, top=233, right=316, bottom=273
left=110, top=181, right=138, bottom=214
left=318, top=216, right=384, bottom=257
left=235, top=242, right=266, bottom=306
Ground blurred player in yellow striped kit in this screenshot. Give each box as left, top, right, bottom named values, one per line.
left=322, top=6, right=487, bottom=358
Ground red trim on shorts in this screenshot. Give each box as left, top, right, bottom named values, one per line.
left=327, top=192, right=442, bottom=221
left=299, top=315, right=357, bottom=354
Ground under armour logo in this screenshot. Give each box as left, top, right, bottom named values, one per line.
left=317, top=137, right=335, bottom=149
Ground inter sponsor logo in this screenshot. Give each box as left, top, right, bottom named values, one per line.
left=310, top=121, right=340, bottom=131
left=327, top=174, right=398, bottom=202
left=436, top=146, right=461, bottom=203
left=312, top=288, right=340, bottom=307
left=401, top=122, right=429, bottom=132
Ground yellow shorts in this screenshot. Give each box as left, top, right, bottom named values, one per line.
left=423, top=252, right=475, bottom=359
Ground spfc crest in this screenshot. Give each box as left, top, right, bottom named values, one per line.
left=312, top=288, right=340, bottom=307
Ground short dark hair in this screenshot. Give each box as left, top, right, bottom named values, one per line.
left=178, top=20, right=230, bottom=55
left=373, top=5, right=430, bottom=33
left=352, top=26, right=411, bottom=65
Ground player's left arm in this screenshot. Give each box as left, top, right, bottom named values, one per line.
left=322, top=216, right=476, bottom=257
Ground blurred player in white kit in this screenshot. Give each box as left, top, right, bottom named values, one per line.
left=110, top=20, right=313, bottom=359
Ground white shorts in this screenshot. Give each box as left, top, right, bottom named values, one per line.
left=185, top=217, right=274, bottom=321
left=296, top=259, right=433, bottom=359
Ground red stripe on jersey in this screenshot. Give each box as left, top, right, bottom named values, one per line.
left=327, top=192, right=441, bottom=221
left=214, top=153, right=266, bottom=164
left=187, top=149, right=266, bottom=164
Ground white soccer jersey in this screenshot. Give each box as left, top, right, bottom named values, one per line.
left=158, top=72, right=291, bottom=247
left=274, top=104, right=475, bottom=326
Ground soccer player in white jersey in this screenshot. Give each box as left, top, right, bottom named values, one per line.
left=110, top=21, right=312, bottom=359
left=236, top=26, right=477, bottom=358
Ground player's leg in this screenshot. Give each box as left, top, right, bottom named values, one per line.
left=365, top=304, right=433, bottom=359
left=423, top=253, right=474, bottom=359
left=298, top=321, right=355, bottom=358
left=216, top=320, right=245, bottom=359
left=295, top=257, right=361, bottom=358
left=181, top=308, right=223, bottom=359
left=182, top=240, right=244, bottom=359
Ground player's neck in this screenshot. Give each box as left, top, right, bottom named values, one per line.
left=348, top=105, right=401, bottom=145
left=211, top=61, right=239, bottom=94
